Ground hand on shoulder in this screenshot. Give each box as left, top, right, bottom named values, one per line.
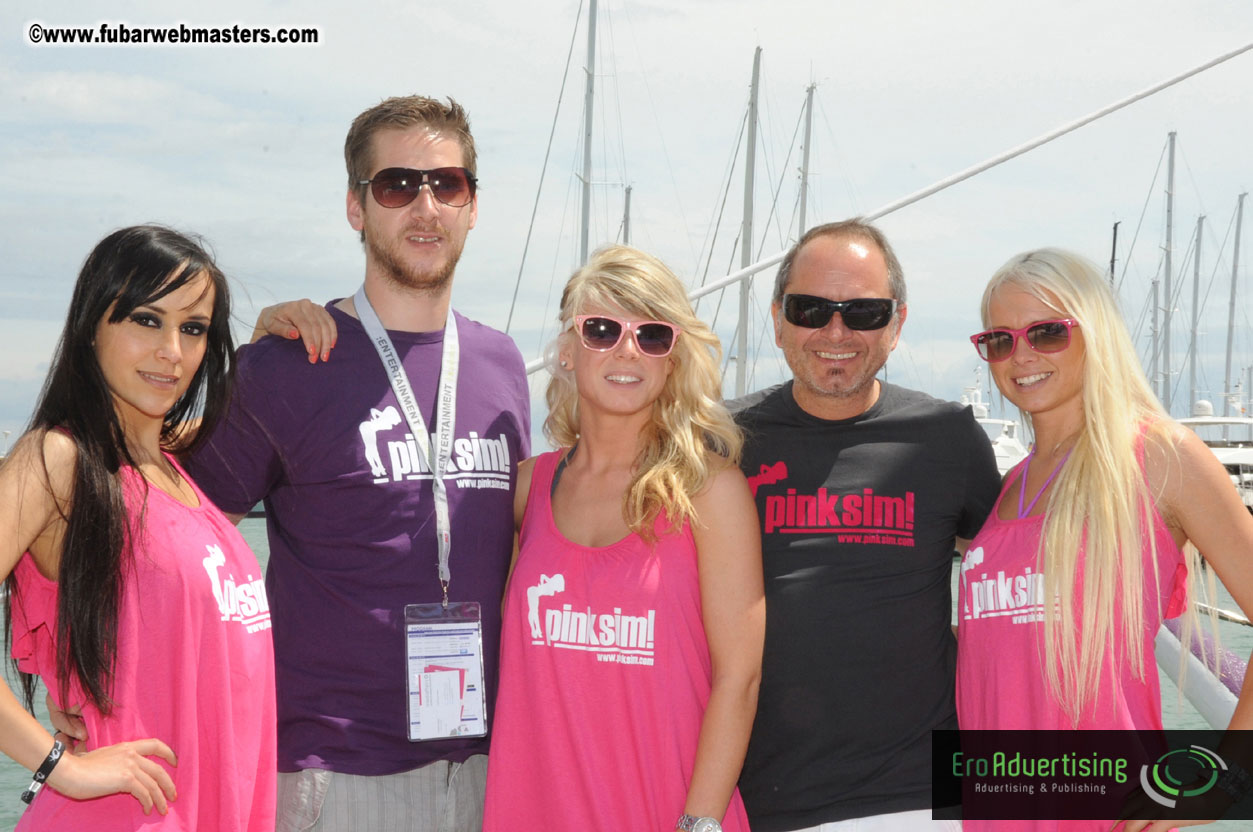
left=250, top=299, right=337, bottom=364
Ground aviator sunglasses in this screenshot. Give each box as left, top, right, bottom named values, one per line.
left=357, top=167, right=478, bottom=209
left=781, top=294, right=898, bottom=331
left=970, top=319, right=1078, bottom=362
left=573, top=315, right=680, bottom=357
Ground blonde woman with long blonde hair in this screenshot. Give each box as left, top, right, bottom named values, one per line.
left=482, top=245, right=764, bottom=832
left=956, top=248, right=1253, bottom=831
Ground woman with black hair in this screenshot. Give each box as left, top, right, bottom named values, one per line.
left=1, top=226, right=275, bottom=830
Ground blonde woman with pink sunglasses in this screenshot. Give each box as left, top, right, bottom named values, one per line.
left=483, top=245, right=764, bottom=832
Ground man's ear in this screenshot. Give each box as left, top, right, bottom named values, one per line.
left=889, top=302, right=908, bottom=351
left=347, top=188, right=365, bottom=232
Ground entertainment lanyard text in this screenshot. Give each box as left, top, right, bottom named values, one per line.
left=354, top=285, right=460, bottom=605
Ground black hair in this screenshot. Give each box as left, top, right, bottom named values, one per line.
left=4, top=224, right=234, bottom=712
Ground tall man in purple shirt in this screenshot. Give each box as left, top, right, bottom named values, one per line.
left=187, top=96, right=530, bottom=832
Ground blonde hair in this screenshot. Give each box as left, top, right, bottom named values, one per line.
left=981, top=248, right=1205, bottom=725
left=545, top=245, right=742, bottom=539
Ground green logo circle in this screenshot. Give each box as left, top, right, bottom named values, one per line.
left=1139, top=745, right=1226, bottom=808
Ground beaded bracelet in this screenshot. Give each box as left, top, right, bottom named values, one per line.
left=20, top=740, right=65, bottom=805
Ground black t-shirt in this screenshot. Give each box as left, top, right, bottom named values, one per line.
left=732, top=381, right=1001, bottom=830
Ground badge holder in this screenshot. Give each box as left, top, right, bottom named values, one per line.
left=404, top=602, right=487, bottom=741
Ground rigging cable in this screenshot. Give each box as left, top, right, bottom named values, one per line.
left=751, top=66, right=788, bottom=257
left=754, top=96, right=806, bottom=261
left=604, top=3, right=629, bottom=200
left=505, top=0, right=585, bottom=334
left=1164, top=227, right=1198, bottom=405
left=745, top=96, right=809, bottom=386
left=817, top=93, right=864, bottom=215
left=618, top=1, right=700, bottom=268
left=527, top=40, right=1253, bottom=375
left=688, top=40, right=1253, bottom=304
left=1115, top=138, right=1167, bottom=296
left=533, top=152, right=583, bottom=360
left=1131, top=262, right=1160, bottom=366
left=693, top=106, right=748, bottom=307
left=1179, top=209, right=1238, bottom=402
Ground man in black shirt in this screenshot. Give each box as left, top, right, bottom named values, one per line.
left=732, top=219, right=1001, bottom=831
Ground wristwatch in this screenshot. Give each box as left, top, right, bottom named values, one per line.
left=1215, top=762, right=1253, bottom=802
left=676, top=814, right=722, bottom=832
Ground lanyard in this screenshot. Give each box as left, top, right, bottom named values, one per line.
left=1016, top=446, right=1070, bottom=520
left=354, top=286, right=460, bottom=606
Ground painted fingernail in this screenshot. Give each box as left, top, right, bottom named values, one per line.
left=288, top=329, right=298, bottom=339
left=321, top=351, right=329, bottom=362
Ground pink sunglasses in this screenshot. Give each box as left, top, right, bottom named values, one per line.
left=970, top=318, right=1078, bottom=362
left=573, top=315, right=680, bottom=357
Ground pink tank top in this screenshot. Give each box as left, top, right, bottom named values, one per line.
left=955, top=449, right=1187, bottom=832
left=9, top=457, right=276, bottom=831
left=483, top=451, right=750, bottom=831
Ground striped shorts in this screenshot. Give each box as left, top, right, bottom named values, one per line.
left=275, top=755, right=487, bottom=832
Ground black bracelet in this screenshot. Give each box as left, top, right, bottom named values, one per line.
left=20, top=740, right=65, bottom=805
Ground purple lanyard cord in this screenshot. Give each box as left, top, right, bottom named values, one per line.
left=1017, top=446, right=1071, bottom=519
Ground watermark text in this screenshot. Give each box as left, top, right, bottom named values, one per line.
left=26, top=21, right=319, bottom=46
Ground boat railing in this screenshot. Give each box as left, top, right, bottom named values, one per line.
left=1156, top=614, right=1249, bottom=729
left=1196, top=602, right=1252, bottom=627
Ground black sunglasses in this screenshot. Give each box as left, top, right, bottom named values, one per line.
left=357, top=167, right=478, bottom=209
left=781, top=294, right=898, bottom=331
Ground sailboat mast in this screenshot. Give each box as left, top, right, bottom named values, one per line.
left=1189, top=214, right=1204, bottom=413
left=622, top=184, right=631, bottom=245
left=799, top=82, right=816, bottom=235
left=1109, top=221, right=1120, bottom=286
left=736, top=46, right=761, bottom=398
left=1224, top=192, right=1247, bottom=421
left=1162, top=131, right=1176, bottom=411
left=579, top=0, right=598, bottom=265
left=1151, top=278, right=1159, bottom=402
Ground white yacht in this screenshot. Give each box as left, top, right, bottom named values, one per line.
left=1178, top=400, right=1253, bottom=514
left=960, top=371, right=1028, bottom=477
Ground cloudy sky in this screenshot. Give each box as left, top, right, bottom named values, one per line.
left=2, top=0, right=1251, bottom=451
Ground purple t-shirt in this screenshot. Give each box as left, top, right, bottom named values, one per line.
left=187, top=303, right=530, bottom=775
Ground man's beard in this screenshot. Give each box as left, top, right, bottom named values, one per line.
left=366, top=222, right=464, bottom=294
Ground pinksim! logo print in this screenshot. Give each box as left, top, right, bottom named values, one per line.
left=751, top=461, right=916, bottom=546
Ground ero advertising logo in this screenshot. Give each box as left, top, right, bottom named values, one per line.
left=932, top=729, right=1253, bottom=822
left=950, top=749, right=1129, bottom=796
left=1140, top=745, right=1228, bottom=808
